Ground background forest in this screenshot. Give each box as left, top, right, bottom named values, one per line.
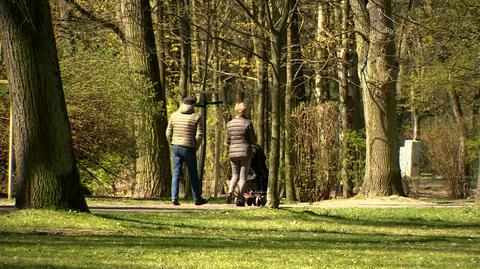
left=0, top=0, right=479, bottom=204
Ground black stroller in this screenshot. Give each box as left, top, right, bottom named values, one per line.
left=244, top=144, right=268, bottom=206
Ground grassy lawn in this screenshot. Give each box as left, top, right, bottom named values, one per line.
left=0, top=205, right=479, bottom=268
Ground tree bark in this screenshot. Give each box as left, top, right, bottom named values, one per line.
left=285, top=0, right=306, bottom=202
left=122, top=0, right=171, bottom=197
left=251, top=0, right=269, bottom=151
left=352, top=0, right=404, bottom=197
left=314, top=2, right=331, bottom=102
left=267, top=1, right=290, bottom=208
left=178, top=0, right=191, bottom=98
left=338, top=0, right=352, bottom=198
left=0, top=0, right=88, bottom=211
left=268, top=32, right=283, bottom=208
left=476, top=52, right=480, bottom=205
left=348, top=22, right=363, bottom=131
left=449, top=91, right=468, bottom=198
left=152, top=0, right=168, bottom=99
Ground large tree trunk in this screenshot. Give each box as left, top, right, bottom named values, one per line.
left=122, top=0, right=171, bottom=197
left=285, top=1, right=306, bottom=202
left=352, top=0, right=404, bottom=196
left=0, top=0, right=88, bottom=211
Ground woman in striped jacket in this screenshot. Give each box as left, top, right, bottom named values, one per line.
left=226, top=102, right=257, bottom=206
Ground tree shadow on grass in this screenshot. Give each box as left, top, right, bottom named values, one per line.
left=284, top=208, right=480, bottom=230
left=1, top=218, right=479, bottom=269
left=0, top=229, right=477, bottom=254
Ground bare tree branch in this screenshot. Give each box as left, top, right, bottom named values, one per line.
left=63, top=0, right=126, bottom=42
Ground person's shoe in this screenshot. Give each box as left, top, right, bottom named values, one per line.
left=225, top=193, right=233, bottom=204
left=195, top=197, right=209, bottom=206
left=235, top=199, right=245, bottom=207
left=172, top=199, right=180, bottom=206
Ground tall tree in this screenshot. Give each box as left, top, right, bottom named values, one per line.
left=266, top=0, right=291, bottom=208
left=449, top=90, right=468, bottom=198
left=285, top=0, right=306, bottom=202
left=477, top=52, right=480, bottom=205
left=0, top=0, right=88, bottom=211
left=121, top=0, right=171, bottom=197
left=314, top=1, right=331, bottom=102
left=250, top=0, right=269, bottom=151
left=178, top=0, right=192, bottom=98
left=351, top=0, right=404, bottom=196
left=337, top=0, right=352, bottom=197
left=234, top=0, right=291, bottom=207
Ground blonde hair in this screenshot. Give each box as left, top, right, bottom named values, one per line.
left=234, top=102, right=247, bottom=117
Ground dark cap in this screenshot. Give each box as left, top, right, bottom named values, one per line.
left=182, top=96, right=197, bottom=105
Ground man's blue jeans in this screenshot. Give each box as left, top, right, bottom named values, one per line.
left=171, top=145, right=202, bottom=202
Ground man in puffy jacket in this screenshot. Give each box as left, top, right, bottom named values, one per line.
left=166, top=96, right=208, bottom=206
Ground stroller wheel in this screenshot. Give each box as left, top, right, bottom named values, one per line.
left=246, top=197, right=254, bottom=206
left=256, top=196, right=266, bottom=206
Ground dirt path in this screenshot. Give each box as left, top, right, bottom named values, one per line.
left=0, top=196, right=473, bottom=212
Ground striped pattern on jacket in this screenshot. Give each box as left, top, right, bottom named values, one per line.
left=226, top=116, right=257, bottom=158
left=166, top=104, right=203, bottom=149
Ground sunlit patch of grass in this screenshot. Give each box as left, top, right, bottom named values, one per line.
left=1, top=207, right=479, bottom=268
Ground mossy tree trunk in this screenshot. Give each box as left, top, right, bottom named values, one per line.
left=351, top=0, right=404, bottom=197
left=122, top=0, right=171, bottom=197
left=0, top=0, right=88, bottom=211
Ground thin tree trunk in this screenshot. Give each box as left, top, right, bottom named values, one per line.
left=268, top=32, right=283, bottom=208
left=348, top=16, right=363, bottom=131
left=178, top=0, right=191, bottom=98
left=0, top=0, right=88, bottom=211
left=267, top=0, right=290, bottom=208
left=352, top=0, right=404, bottom=197
left=449, top=91, right=468, bottom=198
left=338, top=0, right=352, bottom=198
left=285, top=0, right=305, bottom=202
left=476, top=52, right=480, bottom=205
left=122, top=0, right=171, bottom=197
left=251, top=1, right=269, bottom=151
left=213, top=45, right=222, bottom=197
left=152, top=0, right=168, bottom=99
left=314, top=2, right=331, bottom=102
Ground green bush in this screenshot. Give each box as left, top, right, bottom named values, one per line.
left=60, top=45, right=140, bottom=196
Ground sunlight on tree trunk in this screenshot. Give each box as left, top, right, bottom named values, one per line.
left=0, top=0, right=88, bottom=211
left=122, top=0, right=171, bottom=198
left=352, top=0, right=404, bottom=197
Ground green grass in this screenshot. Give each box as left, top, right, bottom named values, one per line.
left=0, top=206, right=479, bottom=268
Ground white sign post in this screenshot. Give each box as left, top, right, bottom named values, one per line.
left=400, top=140, right=421, bottom=196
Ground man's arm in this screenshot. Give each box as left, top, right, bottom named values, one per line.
left=165, top=116, right=173, bottom=143
left=195, top=114, right=204, bottom=149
